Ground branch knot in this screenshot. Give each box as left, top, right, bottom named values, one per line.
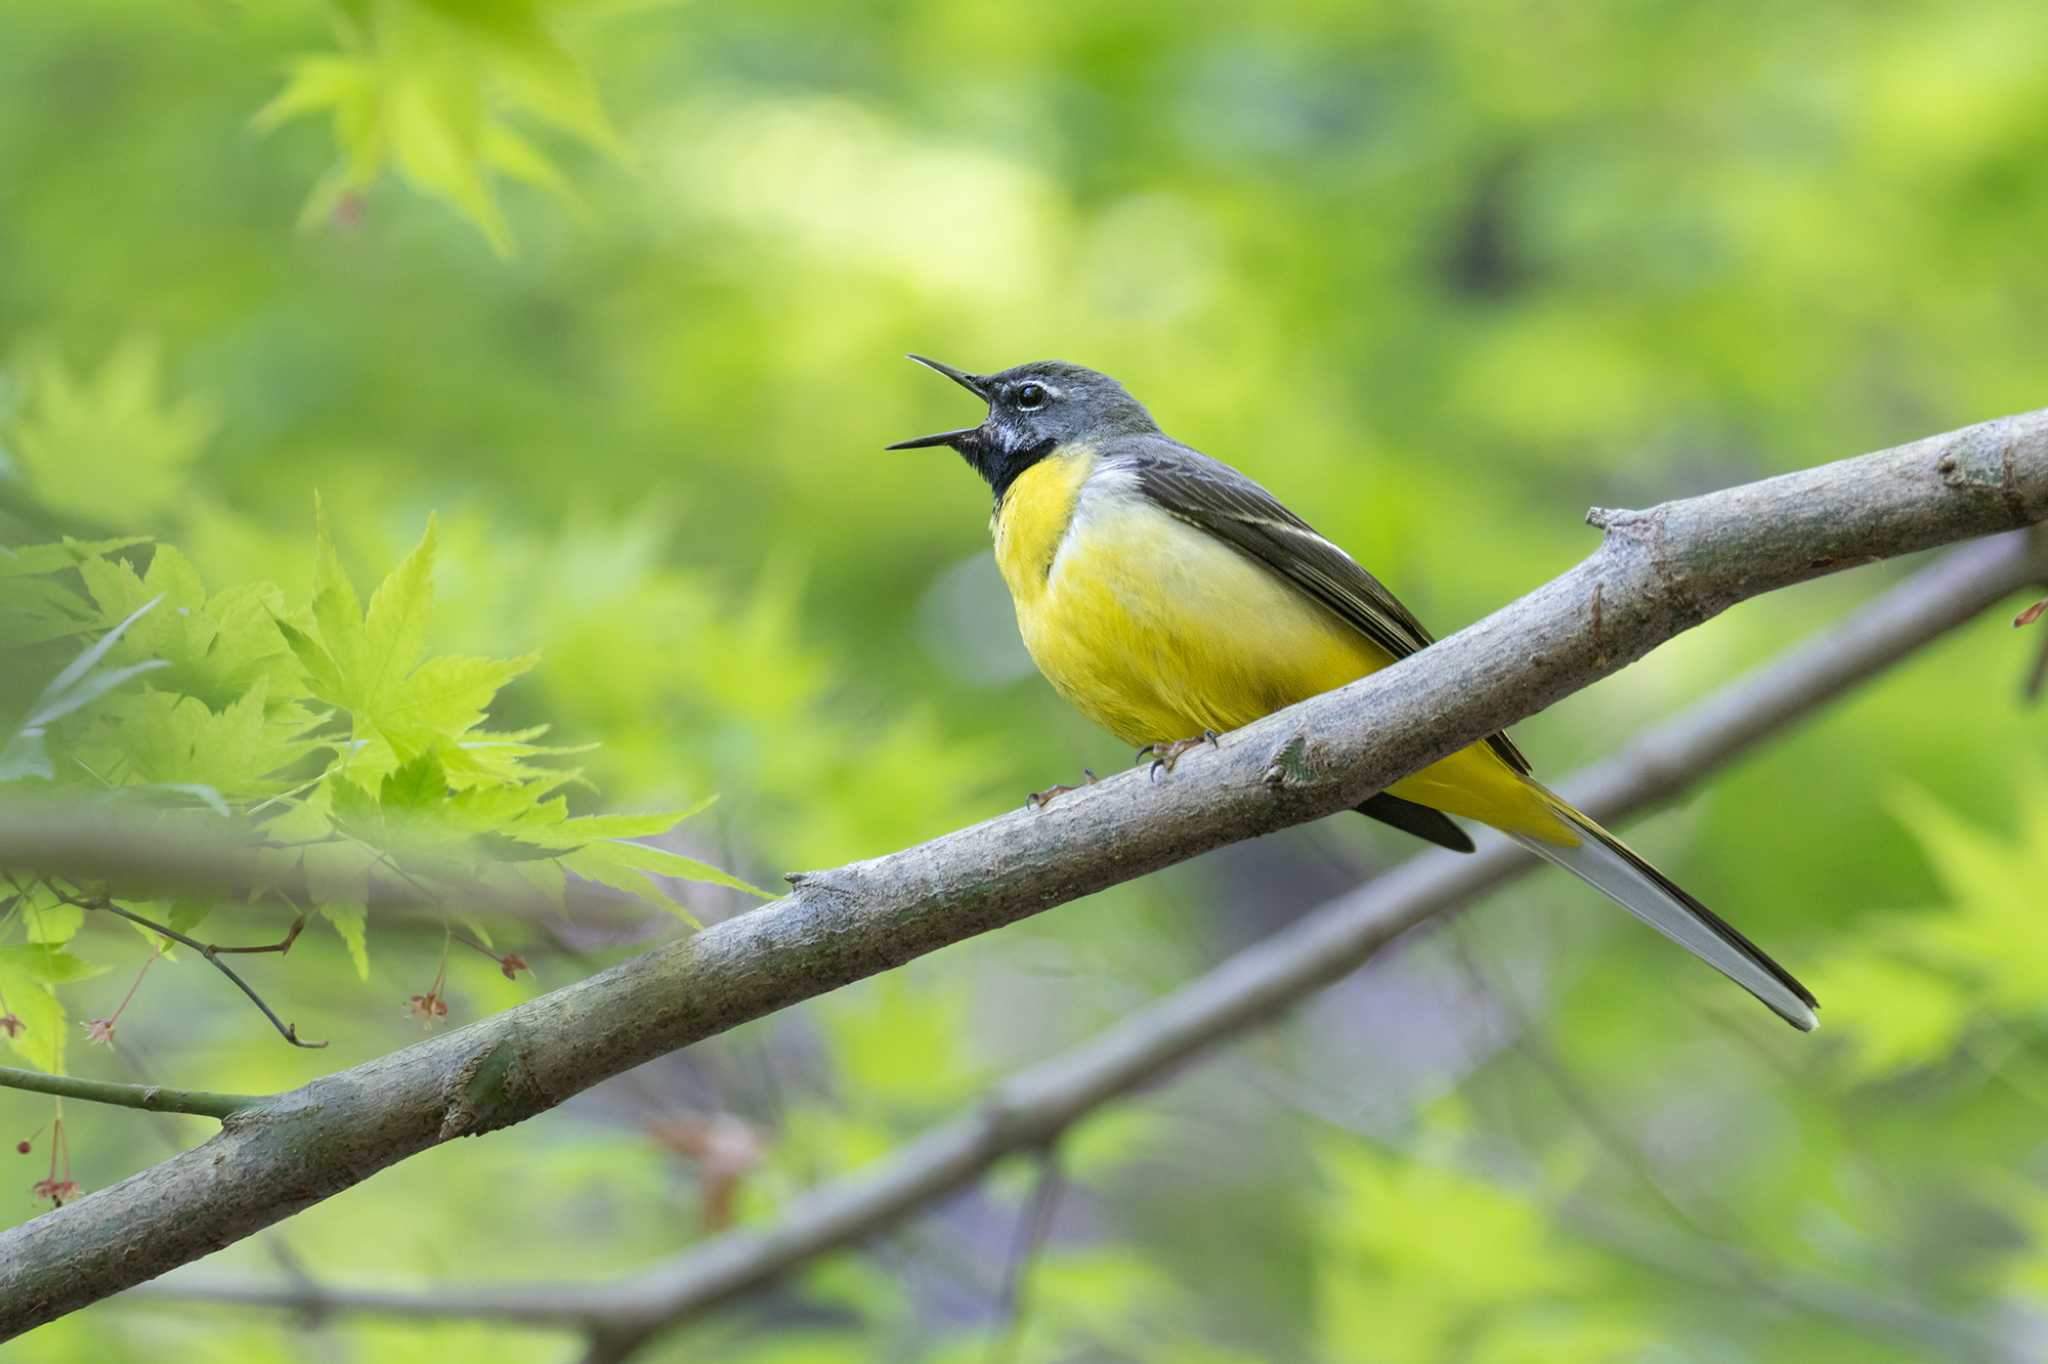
left=1262, top=733, right=1318, bottom=791
left=440, top=1036, right=540, bottom=1140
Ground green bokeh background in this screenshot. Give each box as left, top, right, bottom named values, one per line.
left=3, top=1, right=2046, bottom=1360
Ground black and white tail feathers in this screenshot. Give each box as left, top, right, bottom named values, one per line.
left=1510, top=798, right=1818, bottom=1031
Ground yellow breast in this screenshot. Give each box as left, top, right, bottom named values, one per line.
left=995, top=449, right=1383, bottom=746
left=992, top=445, right=1097, bottom=603
left=989, top=449, right=1565, bottom=840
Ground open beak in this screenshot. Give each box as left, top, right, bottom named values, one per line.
left=886, top=354, right=988, bottom=450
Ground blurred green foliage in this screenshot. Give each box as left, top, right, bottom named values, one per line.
left=0, top=505, right=751, bottom=1058
left=255, top=0, right=627, bottom=253
left=3, top=0, right=2047, bottom=1360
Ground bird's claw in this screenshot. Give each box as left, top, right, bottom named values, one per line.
left=1027, top=769, right=1099, bottom=809
left=1139, top=730, right=1220, bottom=783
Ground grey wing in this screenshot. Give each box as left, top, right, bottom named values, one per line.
left=1121, top=440, right=1533, bottom=777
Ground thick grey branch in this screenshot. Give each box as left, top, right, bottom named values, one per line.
left=1, top=408, right=2045, bottom=1339
left=125, top=528, right=2043, bottom=1345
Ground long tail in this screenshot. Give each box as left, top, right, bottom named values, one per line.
left=1510, top=796, right=1818, bottom=1031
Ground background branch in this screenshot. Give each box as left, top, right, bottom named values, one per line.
left=120, top=528, right=2048, bottom=1351
left=1, top=409, right=2043, bottom=1339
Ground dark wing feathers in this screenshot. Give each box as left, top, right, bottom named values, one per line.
left=1123, top=440, right=1533, bottom=777
left=1355, top=792, right=1477, bottom=853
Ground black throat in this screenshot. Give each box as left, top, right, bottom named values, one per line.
left=974, top=435, right=1059, bottom=507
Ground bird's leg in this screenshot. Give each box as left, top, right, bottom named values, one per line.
left=1027, top=769, right=1098, bottom=810
left=1137, top=730, right=1220, bottom=782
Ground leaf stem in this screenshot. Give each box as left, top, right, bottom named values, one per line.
left=0, top=1066, right=260, bottom=1121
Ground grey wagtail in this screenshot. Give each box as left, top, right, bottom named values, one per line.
left=889, top=355, right=1817, bottom=1030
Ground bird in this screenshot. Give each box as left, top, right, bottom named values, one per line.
left=889, top=355, right=1817, bottom=1031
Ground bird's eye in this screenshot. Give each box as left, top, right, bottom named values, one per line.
left=1014, top=382, right=1048, bottom=411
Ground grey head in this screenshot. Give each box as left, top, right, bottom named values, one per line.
left=887, top=356, right=1160, bottom=500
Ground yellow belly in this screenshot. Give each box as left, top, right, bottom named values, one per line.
left=993, top=451, right=1569, bottom=841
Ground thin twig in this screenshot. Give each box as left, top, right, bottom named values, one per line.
left=984, top=1148, right=1062, bottom=1364
left=55, top=889, right=326, bottom=1049
left=205, top=915, right=306, bottom=956
left=2024, top=629, right=2048, bottom=702
left=2012, top=588, right=2048, bottom=700
left=0, top=1066, right=259, bottom=1121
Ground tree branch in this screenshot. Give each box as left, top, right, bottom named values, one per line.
left=133, top=525, right=2038, bottom=1342
left=2, top=409, right=2045, bottom=1339
left=120, top=528, right=2045, bottom=1347
left=0, top=1068, right=259, bottom=1122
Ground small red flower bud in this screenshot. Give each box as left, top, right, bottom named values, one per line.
left=31, top=1176, right=81, bottom=1205
left=406, top=991, right=449, bottom=1027
left=15, top=1141, right=29, bottom=1155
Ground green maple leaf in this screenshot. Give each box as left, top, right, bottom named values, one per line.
left=560, top=833, right=771, bottom=926
left=0, top=538, right=152, bottom=579
left=2, top=595, right=169, bottom=781
left=475, top=790, right=768, bottom=915
left=278, top=510, right=534, bottom=760
left=5, top=338, right=218, bottom=526
left=0, top=947, right=104, bottom=987
left=1887, top=783, right=2048, bottom=1011
left=328, top=751, right=473, bottom=870
left=441, top=725, right=593, bottom=789
left=380, top=749, right=449, bottom=813
left=78, top=678, right=327, bottom=802
left=0, top=575, right=99, bottom=649
left=253, top=0, right=624, bottom=255
left=79, top=545, right=301, bottom=710
left=19, top=889, right=83, bottom=948
left=120, top=509, right=765, bottom=986
left=0, top=537, right=150, bottom=649
left=0, top=969, right=68, bottom=1074
left=1813, top=775, right=2048, bottom=1079
left=324, top=902, right=370, bottom=980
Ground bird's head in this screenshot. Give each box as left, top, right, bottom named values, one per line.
left=887, top=357, right=1158, bottom=498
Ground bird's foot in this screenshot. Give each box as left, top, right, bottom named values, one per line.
left=1138, top=730, right=1220, bottom=782
left=1027, top=770, right=1098, bottom=809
